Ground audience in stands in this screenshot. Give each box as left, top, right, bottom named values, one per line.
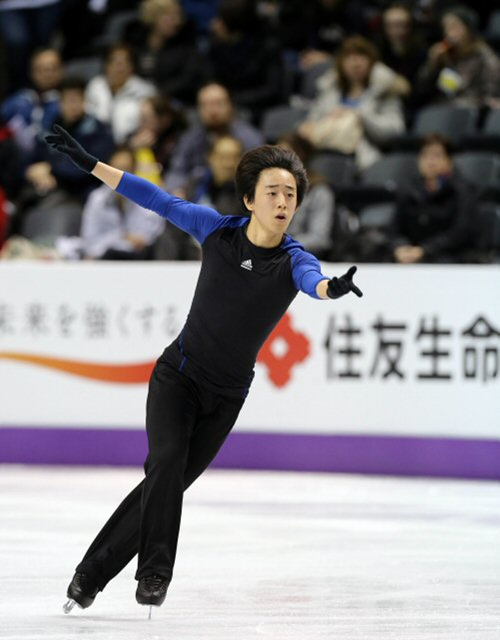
left=416, top=5, right=500, bottom=108
left=0, top=0, right=62, bottom=92
left=10, top=76, right=114, bottom=242
left=81, top=146, right=165, bottom=260
left=123, top=0, right=205, bottom=105
left=1, top=48, right=62, bottom=153
left=377, top=3, right=428, bottom=88
left=277, top=133, right=335, bottom=259
left=165, top=82, right=264, bottom=196
left=206, top=0, right=284, bottom=119
left=298, top=36, right=407, bottom=169
left=0, top=1, right=498, bottom=263
left=25, top=76, right=114, bottom=200
left=390, top=133, right=476, bottom=264
left=85, top=43, right=156, bottom=143
left=128, top=94, right=187, bottom=179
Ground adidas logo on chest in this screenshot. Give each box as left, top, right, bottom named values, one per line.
left=240, top=259, right=253, bottom=271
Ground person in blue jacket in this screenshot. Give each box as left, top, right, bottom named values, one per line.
left=45, top=124, right=363, bottom=615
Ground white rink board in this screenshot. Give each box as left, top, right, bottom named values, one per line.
left=0, top=262, right=499, bottom=439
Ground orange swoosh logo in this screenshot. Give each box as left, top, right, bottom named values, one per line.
left=0, top=352, right=155, bottom=384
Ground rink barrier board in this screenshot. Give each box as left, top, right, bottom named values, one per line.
left=1, top=427, right=499, bottom=480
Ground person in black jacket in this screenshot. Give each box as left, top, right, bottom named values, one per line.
left=123, top=0, right=207, bottom=105
left=206, top=0, right=285, bottom=120
left=391, top=133, right=476, bottom=264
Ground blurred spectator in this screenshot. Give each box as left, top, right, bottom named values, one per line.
left=277, top=133, right=335, bottom=259
left=0, top=118, right=23, bottom=201
left=128, top=94, right=187, bottom=182
left=297, top=0, right=371, bottom=71
left=416, top=5, right=500, bottom=108
left=390, top=133, right=476, bottom=264
left=25, top=76, right=114, bottom=200
left=187, top=135, right=243, bottom=214
left=298, top=36, right=407, bottom=170
left=123, top=0, right=206, bottom=104
left=206, top=0, right=284, bottom=119
left=85, top=43, right=156, bottom=143
left=376, top=3, right=427, bottom=87
left=81, top=146, right=165, bottom=260
left=180, top=0, right=219, bottom=34
left=165, top=82, right=264, bottom=195
left=0, top=0, right=62, bottom=93
left=1, top=47, right=62, bottom=153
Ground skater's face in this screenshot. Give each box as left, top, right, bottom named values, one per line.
left=243, top=167, right=298, bottom=233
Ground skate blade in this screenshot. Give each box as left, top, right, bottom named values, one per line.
left=139, top=603, right=160, bottom=620
left=62, top=599, right=78, bottom=614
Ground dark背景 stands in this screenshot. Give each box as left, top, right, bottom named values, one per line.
left=206, top=0, right=285, bottom=120
left=123, top=0, right=206, bottom=105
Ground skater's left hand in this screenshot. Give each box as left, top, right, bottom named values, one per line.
left=327, top=266, right=363, bottom=299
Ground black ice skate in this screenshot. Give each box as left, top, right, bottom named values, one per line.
left=136, top=575, right=169, bottom=618
left=62, top=572, right=99, bottom=614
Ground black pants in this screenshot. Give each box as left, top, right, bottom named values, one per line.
left=76, top=359, right=245, bottom=589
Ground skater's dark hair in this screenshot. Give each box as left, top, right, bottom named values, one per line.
left=235, top=145, right=308, bottom=212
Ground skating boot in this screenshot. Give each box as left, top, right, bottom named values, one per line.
left=62, top=572, right=99, bottom=614
left=136, top=575, right=169, bottom=619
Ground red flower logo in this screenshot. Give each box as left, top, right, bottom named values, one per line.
left=257, top=312, right=310, bottom=387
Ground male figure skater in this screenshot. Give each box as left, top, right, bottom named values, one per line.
left=45, top=125, right=363, bottom=614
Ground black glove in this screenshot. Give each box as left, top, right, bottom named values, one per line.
left=327, top=266, right=363, bottom=299
left=44, top=124, right=98, bottom=173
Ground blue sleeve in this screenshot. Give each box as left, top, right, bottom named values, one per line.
left=115, top=171, right=227, bottom=244
left=289, top=248, right=329, bottom=299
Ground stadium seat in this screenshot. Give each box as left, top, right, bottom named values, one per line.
left=413, top=105, right=478, bottom=146
left=358, top=202, right=396, bottom=229
left=453, top=152, right=500, bottom=200
left=463, top=109, right=500, bottom=151
left=260, top=105, right=308, bottom=143
left=21, top=194, right=83, bottom=245
left=471, top=201, right=500, bottom=263
left=361, top=153, right=418, bottom=189
left=299, top=60, right=332, bottom=100
left=63, top=57, right=102, bottom=82
left=342, top=153, right=418, bottom=210
left=309, top=151, right=356, bottom=192
left=486, top=9, right=500, bottom=52
left=391, top=106, right=478, bottom=150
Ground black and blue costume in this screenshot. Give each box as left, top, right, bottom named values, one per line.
left=76, top=172, right=329, bottom=588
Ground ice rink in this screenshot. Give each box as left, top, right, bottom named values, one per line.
left=1, top=465, right=499, bottom=640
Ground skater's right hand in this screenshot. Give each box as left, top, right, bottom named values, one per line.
left=45, top=125, right=98, bottom=174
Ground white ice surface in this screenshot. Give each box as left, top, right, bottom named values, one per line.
left=0, top=466, right=499, bottom=640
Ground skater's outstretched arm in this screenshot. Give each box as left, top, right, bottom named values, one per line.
left=45, top=125, right=228, bottom=244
